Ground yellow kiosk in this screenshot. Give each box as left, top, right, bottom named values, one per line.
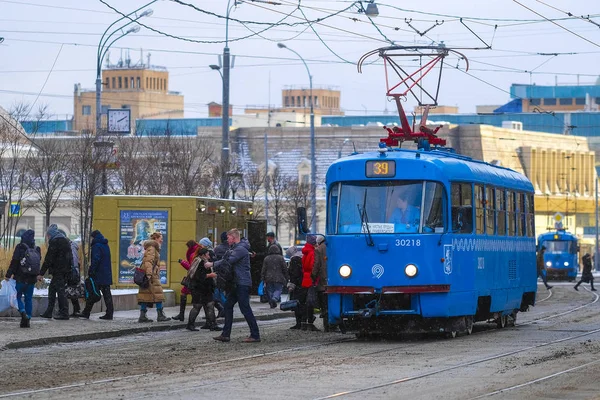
left=93, top=195, right=253, bottom=290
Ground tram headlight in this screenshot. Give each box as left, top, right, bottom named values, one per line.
left=564, top=262, right=569, bottom=267
left=339, top=264, right=352, bottom=278
left=546, top=261, right=552, bottom=267
left=405, top=264, right=418, bottom=277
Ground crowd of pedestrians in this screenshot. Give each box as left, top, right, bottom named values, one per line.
left=3, top=225, right=334, bottom=341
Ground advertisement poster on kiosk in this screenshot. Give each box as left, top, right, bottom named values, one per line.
left=119, top=210, right=169, bottom=285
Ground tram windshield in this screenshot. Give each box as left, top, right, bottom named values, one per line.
left=328, top=181, right=445, bottom=234
left=542, top=240, right=577, bottom=254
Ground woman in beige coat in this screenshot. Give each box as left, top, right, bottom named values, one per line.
left=137, top=232, right=168, bottom=323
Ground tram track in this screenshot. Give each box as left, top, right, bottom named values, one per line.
left=0, top=290, right=597, bottom=398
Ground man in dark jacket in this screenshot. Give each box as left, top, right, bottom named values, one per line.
left=81, top=230, right=114, bottom=319
left=213, top=232, right=229, bottom=261
left=5, top=229, right=40, bottom=328
left=38, top=224, right=73, bottom=320
left=206, top=228, right=260, bottom=343
left=261, top=245, right=289, bottom=308
left=266, top=232, right=283, bottom=255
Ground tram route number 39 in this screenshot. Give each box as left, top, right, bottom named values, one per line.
left=395, top=239, right=421, bottom=247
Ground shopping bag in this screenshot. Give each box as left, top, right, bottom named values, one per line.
left=258, top=281, right=269, bottom=303
left=0, top=279, right=18, bottom=313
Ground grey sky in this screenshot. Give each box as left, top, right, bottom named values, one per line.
left=1, top=0, right=599, bottom=120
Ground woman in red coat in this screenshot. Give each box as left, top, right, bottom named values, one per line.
left=300, top=235, right=319, bottom=331
left=172, top=240, right=199, bottom=321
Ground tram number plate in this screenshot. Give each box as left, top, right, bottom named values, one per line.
left=395, top=239, right=421, bottom=247
left=366, top=160, right=396, bottom=177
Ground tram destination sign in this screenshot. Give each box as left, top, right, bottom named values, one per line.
left=365, top=160, right=396, bottom=178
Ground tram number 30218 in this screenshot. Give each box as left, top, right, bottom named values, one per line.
left=395, top=239, right=421, bottom=247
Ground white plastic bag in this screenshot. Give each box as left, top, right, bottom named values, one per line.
left=0, top=279, right=18, bottom=313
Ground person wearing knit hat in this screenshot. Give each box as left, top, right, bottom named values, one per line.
left=39, top=224, right=72, bottom=320
left=306, top=234, right=317, bottom=246
left=199, top=237, right=213, bottom=249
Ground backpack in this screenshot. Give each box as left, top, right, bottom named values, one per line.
left=215, top=257, right=234, bottom=292
left=19, top=245, right=41, bottom=276
left=85, top=277, right=102, bottom=304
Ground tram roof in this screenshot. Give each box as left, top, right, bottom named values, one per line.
left=327, top=148, right=534, bottom=192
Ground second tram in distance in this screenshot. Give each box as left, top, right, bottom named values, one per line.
left=537, top=229, right=579, bottom=281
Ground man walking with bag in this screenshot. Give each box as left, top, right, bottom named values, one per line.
left=81, top=230, right=114, bottom=320
left=206, top=228, right=260, bottom=343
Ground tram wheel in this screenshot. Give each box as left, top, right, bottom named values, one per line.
left=496, top=314, right=507, bottom=329
left=464, top=316, right=473, bottom=335
left=508, top=311, right=517, bottom=327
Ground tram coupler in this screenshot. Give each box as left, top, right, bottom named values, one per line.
left=358, top=299, right=379, bottom=319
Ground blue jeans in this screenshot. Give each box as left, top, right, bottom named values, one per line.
left=222, top=285, right=260, bottom=340
left=266, top=282, right=283, bottom=303
left=15, top=281, right=34, bottom=318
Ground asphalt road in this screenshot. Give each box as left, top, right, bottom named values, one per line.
left=1, top=282, right=599, bottom=400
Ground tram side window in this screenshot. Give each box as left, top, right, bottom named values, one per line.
left=327, top=183, right=340, bottom=234
left=475, top=185, right=485, bottom=235
left=422, top=182, right=445, bottom=233
left=451, top=182, right=473, bottom=233
left=526, top=194, right=535, bottom=237
left=518, top=193, right=526, bottom=236
left=485, top=186, right=495, bottom=235
left=496, top=189, right=506, bottom=236
left=507, top=191, right=516, bottom=236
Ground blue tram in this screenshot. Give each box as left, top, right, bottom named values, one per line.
left=537, top=230, right=579, bottom=281
left=324, top=144, right=538, bottom=336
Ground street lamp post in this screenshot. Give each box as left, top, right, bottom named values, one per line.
left=277, top=42, right=316, bottom=232
left=95, top=3, right=153, bottom=194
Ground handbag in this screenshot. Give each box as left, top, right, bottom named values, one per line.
left=279, top=299, right=299, bottom=311
left=181, top=276, right=191, bottom=288
left=133, top=267, right=150, bottom=289
left=306, top=285, right=317, bottom=308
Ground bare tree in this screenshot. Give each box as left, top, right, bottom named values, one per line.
left=241, top=167, right=265, bottom=218
left=267, top=166, right=289, bottom=237
left=114, top=135, right=146, bottom=195
left=283, top=177, right=310, bottom=242
left=162, top=136, right=214, bottom=196
left=25, top=138, right=71, bottom=231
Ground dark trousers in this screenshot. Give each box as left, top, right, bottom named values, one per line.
left=46, top=273, right=69, bottom=317
left=83, top=284, right=114, bottom=316
left=221, top=285, right=259, bottom=340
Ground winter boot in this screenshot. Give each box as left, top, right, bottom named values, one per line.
left=186, top=306, right=200, bottom=331
left=574, top=283, right=580, bottom=291
left=99, top=289, right=114, bottom=320
left=24, top=317, right=30, bottom=328
left=156, top=309, right=170, bottom=322
left=20, top=311, right=28, bottom=328
left=290, top=316, right=302, bottom=330
left=306, top=323, right=321, bottom=332
left=301, top=322, right=308, bottom=331
left=172, top=294, right=187, bottom=321
left=138, top=310, right=153, bottom=323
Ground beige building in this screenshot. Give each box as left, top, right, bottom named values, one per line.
left=73, top=66, right=184, bottom=133
left=245, top=86, right=344, bottom=119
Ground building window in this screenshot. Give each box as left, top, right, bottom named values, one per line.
left=300, top=174, right=309, bottom=185
left=530, top=98, right=541, bottom=106
left=112, top=77, right=116, bottom=89
left=291, top=97, right=295, bottom=107
left=118, top=76, right=122, bottom=89
left=101, top=105, right=110, bottom=115
left=131, top=77, right=134, bottom=88
left=123, top=77, right=128, bottom=89
left=543, top=98, right=556, bottom=106
left=137, top=77, right=141, bottom=88
left=559, top=98, right=572, bottom=106
left=146, top=77, right=149, bottom=88
left=82, top=105, right=91, bottom=115
left=575, top=97, right=586, bottom=105
left=105, top=77, right=109, bottom=88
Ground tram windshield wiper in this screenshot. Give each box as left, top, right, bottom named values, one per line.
left=358, top=189, right=375, bottom=247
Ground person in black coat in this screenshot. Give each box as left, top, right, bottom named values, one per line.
left=574, top=253, right=596, bottom=291
left=186, top=248, right=222, bottom=332
left=38, top=224, right=73, bottom=320
left=81, top=230, right=114, bottom=319
left=285, top=245, right=304, bottom=330
left=4, top=229, right=40, bottom=328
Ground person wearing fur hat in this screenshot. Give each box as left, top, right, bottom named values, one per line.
left=5, top=229, right=41, bottom=328
left=137, top=232, right=169, bottom=323
left=38, top=224, right=73, bottom=320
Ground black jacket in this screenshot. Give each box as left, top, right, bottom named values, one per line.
left=213, top=243, right=229, bottom=261
left=6, top=233, right=40, bottom=285
left=40, top=236, right=73, bottom=276
left=189, top=258, right=215, bottom=302
left=288, top=255, right=303, bottom=288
